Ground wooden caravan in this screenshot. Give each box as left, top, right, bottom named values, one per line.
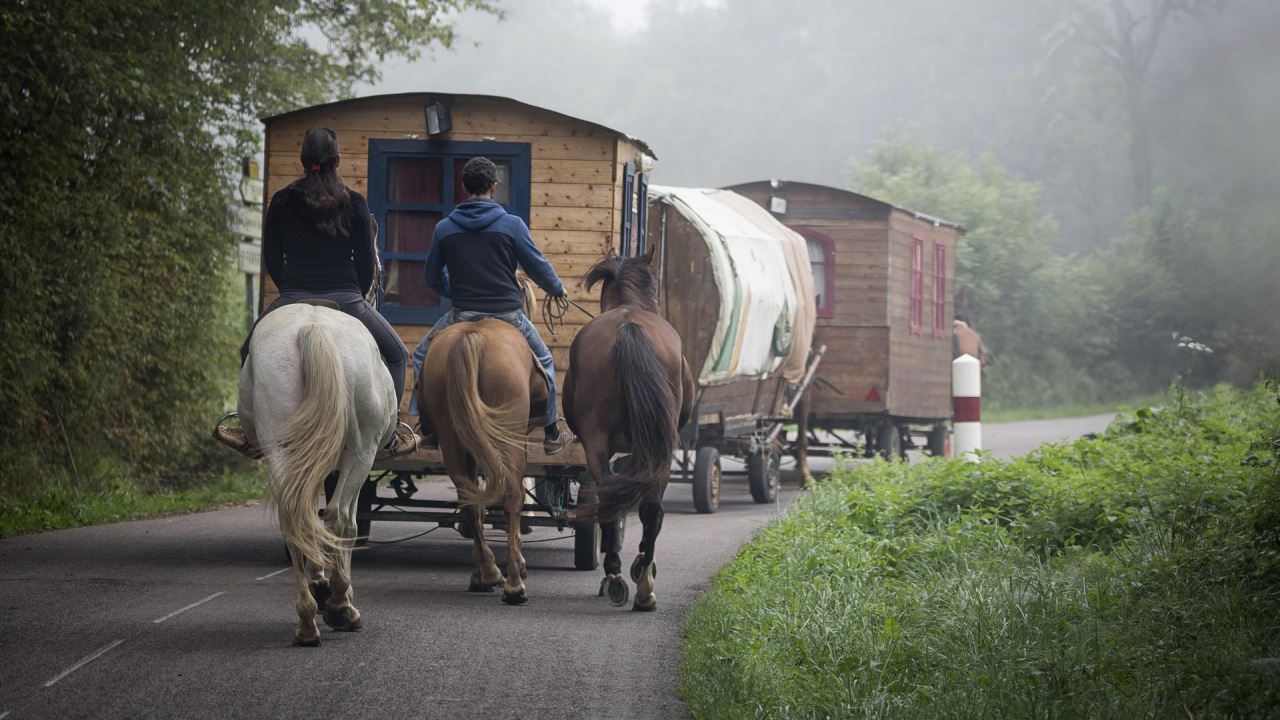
left=259, top=93, right=654, bottom=566
left=261, top=92, right=654, bottom=416
left=726, top=180, right=961, bottom=458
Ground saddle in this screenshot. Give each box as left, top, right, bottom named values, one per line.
left=291, top=297, right=341, bottom=311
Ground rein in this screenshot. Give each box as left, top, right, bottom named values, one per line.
left=541, top=293, right=596, bottom=336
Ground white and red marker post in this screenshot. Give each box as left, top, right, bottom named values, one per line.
left=952, top=354, right=982, bottom=461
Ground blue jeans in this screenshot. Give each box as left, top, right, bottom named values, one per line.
left=411, top=308, right=557, bottom=428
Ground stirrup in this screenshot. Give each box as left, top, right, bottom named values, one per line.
left=213, top=412, right=264, bottom=460
left=376, top=421, right=420, bottom=461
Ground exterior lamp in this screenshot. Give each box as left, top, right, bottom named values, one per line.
left=425, top=101, right=452, bottom=136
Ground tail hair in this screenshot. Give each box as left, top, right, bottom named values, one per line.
left=445, top=330, right=524, bottom=510
left=272, top=322, right=350, bottom=569
left=574, top=322, right=676, bottom=523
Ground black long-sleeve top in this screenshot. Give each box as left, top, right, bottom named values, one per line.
left=263, top=181, right=375, bottom=296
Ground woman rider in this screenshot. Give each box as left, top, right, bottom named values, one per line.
left=215, top=127, right=418, bottom=459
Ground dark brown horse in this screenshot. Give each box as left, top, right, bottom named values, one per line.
left=419, top=319, right=549, bottom=605
left=566, top=247, right=693, bottom=611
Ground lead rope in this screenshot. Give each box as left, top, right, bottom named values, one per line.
left=541, top=293, right=596, bottom=336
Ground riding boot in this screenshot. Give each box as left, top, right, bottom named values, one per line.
left=213, top=420, right=264, bottom=460
left=543, top=420, right=575, bottom=456
left=376, top=421, right=421, bottom=461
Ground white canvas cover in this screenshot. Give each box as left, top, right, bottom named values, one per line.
left=650, top=186, right=816, bottom=386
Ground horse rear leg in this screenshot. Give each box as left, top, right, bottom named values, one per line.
left=462, top=503, right=503, bottom=592
left=631, top=481, right=666, bottom=612
left=287, top=542, right=322, bottom=646
left=320, top=453, right=371, bottom=631
left=448, top=451, right=503, bottom=593
left=582, top=435, right=630, bottom=605
left=501, top=472, right=529, bottom=606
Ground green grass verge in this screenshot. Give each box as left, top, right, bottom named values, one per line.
left=680, top=384, right=1280, bottom=718
left=0, top=469, right=267, bottom=538
left=984, top=392, right=1166, bottom=423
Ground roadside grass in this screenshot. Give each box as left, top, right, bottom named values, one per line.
left=984, top=392, right=1166, bottom=423
left=0, top=469, right=267, bottom=538
left=680, top=384, right=1280, bottom=718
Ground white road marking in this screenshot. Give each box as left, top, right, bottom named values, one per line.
left=1, top=709, right=11, bottom=718
left=42, top=640, right=124, bottom=688
left=152, top=591, right=226, bottom=624
left=255, top=567, right=290, bottom=581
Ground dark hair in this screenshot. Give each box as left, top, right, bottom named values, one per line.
left=461, top=156, right=498, bottom=196
left=298, top=127, right=350, bottom=240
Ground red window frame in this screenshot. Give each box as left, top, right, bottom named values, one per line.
left=792, top=226, right=836, bottom=319
left=932, top=242, right=947, bottom=338
left=910, top=236, right=924, bottom=334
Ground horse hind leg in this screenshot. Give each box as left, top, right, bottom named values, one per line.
left=598, top=452, right=631, bottom=607
left=500, top=477, right=529, bottom=606
left=631, top=491, right=665, bottom=612
left=321, top=455, right=370, bottom=631
left=463, top=504, right=503, bottom=592
left=288, top=542, right=322, bottom=646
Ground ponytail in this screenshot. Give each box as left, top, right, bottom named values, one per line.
left=298, top=127, right=351, bottom=240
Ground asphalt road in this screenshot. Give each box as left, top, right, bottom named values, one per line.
left=0, top=414, right=1113, bottom=720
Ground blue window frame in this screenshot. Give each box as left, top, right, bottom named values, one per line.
left=367, top=139, right=532, bottom=325
left=619, top=161, right=635, bottom=257
left=635, top=172, right=649, bottom=256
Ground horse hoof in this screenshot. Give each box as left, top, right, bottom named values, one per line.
left=632, top=595, right=657, bottom=612
left=309, top=580, right=331, bottom=608
left=469, top=577, right=496, bottom=593
left=323, top=606, right=362, bottom=631
left=605, top=574, right=629, bottom=607
left=630, top=555, right=648, bottom=583
left=501, top=589, right=529, bottom=606
left=293, top=634, right=321, bottom=647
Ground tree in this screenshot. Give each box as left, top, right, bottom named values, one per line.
left=0, top=0, right=494, bottom=490
left=1051, top=0, right=1221, bottom=210
left=853, top=136, right=1128, bottom=406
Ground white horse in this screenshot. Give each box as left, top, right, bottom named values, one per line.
left=238, top=302, right=397, bottom=646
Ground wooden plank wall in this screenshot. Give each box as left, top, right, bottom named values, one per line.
left=261, top=95, right=635, bottom=414
left=729, top=182, right=894, bottom=418
left=885, top=212, right=955, bottom=419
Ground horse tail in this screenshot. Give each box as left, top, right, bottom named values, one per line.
left=578, top=322, right=676, bottom=523
left=273, top=321, right=350, bottom=570
left=445, top=329, right=523, bottom=510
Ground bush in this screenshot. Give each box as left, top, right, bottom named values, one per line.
left=680, top=384, right=1280, bottom=718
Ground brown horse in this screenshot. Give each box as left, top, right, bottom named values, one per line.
left=953, top=319, right=992, bottom=368
left=565, top=247, right=693, bottom=611
left=419, top=319, right=548, bottom=605
left=953, top=288, right=993, bottom=368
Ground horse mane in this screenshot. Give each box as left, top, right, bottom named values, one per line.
left=585, top=254, right=659, bottom=312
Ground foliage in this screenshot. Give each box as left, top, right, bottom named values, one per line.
left=0, top=0, right=493, bottom=492
left=680, top=384, right=1280, bottom=718
left=854, top=137, right=1130, bottom=408
left=0, top=469, right=267, bottom=538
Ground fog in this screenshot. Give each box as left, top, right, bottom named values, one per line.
left=362, top=0, right=1280, bottom=253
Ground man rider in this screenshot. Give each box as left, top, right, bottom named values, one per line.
left=412, top=156, right=572, bottom=455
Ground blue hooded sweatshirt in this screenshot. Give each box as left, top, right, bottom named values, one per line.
left=423, top=199, right=564, bottom=313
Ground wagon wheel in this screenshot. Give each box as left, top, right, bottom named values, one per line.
left=927, top=422, right=948, bottom=458
left=573, top=521, right=601, bottom=571
left=747, top=446, right=781, bottom=504
left=877, top=421, right=903, bottom=462
left=692, top=446, right=721, bottom=514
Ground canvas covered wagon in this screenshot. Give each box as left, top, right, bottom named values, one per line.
left=645, top=186, right=821, bottom=512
